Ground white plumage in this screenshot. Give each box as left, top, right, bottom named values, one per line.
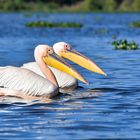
left=0, top=66, right=58, bottom=98
left=21, top=62, right=77, bottom=91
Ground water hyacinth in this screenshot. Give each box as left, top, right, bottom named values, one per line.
left=26, top=21, right=82, bottom=28
left=112, top=40, right=139, bottom=50
left=130, top=21, right=140, bottom=28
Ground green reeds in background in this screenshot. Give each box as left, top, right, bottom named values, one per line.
left=1, top=0, right=140, bottom=12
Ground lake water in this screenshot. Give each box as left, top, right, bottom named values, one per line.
left=0, top=13, right=140, bottom=139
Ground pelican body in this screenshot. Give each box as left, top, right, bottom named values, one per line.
left=0, top=66, right=58, bottom=98
left=22, top=62, right=78, bottom=91
left=0, top=45, right=86, bottom=100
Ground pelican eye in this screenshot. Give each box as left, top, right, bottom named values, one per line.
left=48, top=49, right=53, bottom=54
left=64, top=44, right=71, bottom=50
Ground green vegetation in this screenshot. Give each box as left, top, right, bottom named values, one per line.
left=112, top=40, right=139, bottom=50
left=1, top=0, right=140, bottom=12
left=130, top=21, right=140, bottom=28
left=26, top=21, right=82, bottom=28
left=0, top=0, right=60, bottom=12
left=78, top=0, right=117, bottom=12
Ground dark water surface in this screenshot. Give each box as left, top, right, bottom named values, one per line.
left=0, top=13, right=140, bottom=139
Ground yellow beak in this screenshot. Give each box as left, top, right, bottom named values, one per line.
left=43, top=53, right=89, bottom=84
left=60, top=49, right=107, bottom=76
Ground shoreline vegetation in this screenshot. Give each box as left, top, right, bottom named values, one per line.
left=0, top=0, right=140, bottom=13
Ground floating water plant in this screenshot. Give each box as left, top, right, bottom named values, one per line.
left=130, top=21, right=140, bottom=28
left=25, top=21, right=82, bottom=28
left=112, top=40, right=139, bottom=50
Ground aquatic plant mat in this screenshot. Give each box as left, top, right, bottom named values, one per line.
left=26, top=21, right=82, bottom=28
left=112, top=39, right=139, bottom=50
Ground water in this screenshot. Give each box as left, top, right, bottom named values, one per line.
left=0, top=13, right=140, bottom=139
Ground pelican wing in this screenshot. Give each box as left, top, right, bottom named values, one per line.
left=0, top=66, right=58, bottom=98
left=21, top=62, right=77, bottom=90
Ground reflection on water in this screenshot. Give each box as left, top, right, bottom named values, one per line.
left=0, top=13, right=140, bottom=139
left=0, top=87, right=100, bottom=104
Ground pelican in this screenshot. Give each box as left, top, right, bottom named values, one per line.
left=0, top=45, right=87, bottom=100
left=22, top=42, right=106, bottom=91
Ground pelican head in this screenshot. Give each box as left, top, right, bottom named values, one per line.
left=34, top=45, right=88, bottom=84
left=53, top=42, right=107, bottom=76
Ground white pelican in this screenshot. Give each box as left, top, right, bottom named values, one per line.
left=0, top=45, right=87, bottom=100
left=22, top=42, right=106, bottom=91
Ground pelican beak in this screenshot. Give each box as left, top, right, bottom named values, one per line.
left=43, top=52, right=89, bottom=85
left=60, top=49, right=107, bottom=76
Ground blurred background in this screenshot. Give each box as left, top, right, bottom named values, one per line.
left=0, top=0, right=140, bottom=12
